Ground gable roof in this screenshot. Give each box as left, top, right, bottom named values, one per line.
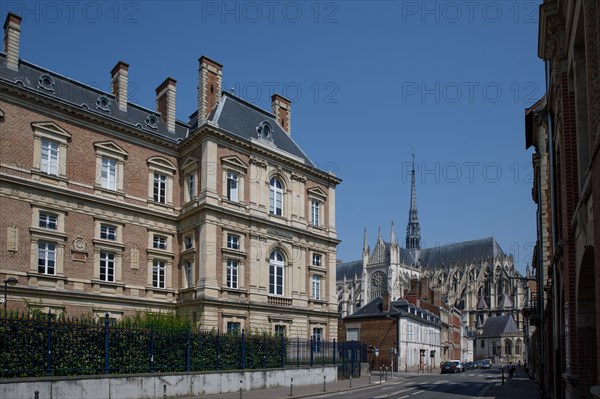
left=481, top=315, right=519, bottom=336
left=419, top=237, right=504, bottom=269
left=336, top=260, right=363, bottom=282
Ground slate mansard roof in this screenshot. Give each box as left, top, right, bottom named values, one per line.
left=0, top=54, right=318, bottom=169
left=337, top=237, right=507, bottom=283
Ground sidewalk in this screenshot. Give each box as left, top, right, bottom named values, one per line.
left=186, top=373, right=390, bottom=399
left=479, top=367, right=541, bottom=399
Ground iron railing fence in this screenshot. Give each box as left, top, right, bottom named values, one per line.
left=1, top=311, right=366, bottom=378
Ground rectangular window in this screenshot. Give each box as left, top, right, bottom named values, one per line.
left=99, top=251, right=115, bottom=282
left=269, top=179, right=283, bottom=216
left=187, top=173, right=196, bottom=200
left=184, top=235, right=193, bottom=250
left=275, top=325, right=286, bottom=337
left=227, top=321, right=241, bottom=334
left=152, top=259, right=166, bottom=288
left=153, top=173, right=167, bottom=203
left=481, top=340, right=485, bottom=348
left=227, top=234, right=239, bottom=250
left=153, top=235, right=167, bottom=250
left=313, top=327, right=323, bottom=352
left=312, top=253, right=322, bottom=267
left=38, top=241, right=56, bottom=274
left=101, top=157, right=117, bottom=190
left=41, top=139, right=59, bottom=175
left=269, top=263, right=284, bottom=295
left=347, top=328, right=359, bottom=341
left=39, top=212, right=57, bottom=230
left=227, top=171, right=238, bottom=202
left=184, top=260, right=193, bottom=288
left=311, top=200, right=320, bottom=226
left=227, top=259, right=238, bottom=289
left=312, top=275, right=321, bottom=300
left=100, top=224, right=116, bottom=241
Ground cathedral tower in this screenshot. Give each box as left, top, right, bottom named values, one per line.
left=406, top=153, right=421, bottom=259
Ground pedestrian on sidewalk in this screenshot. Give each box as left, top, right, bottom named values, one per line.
left=508, top=362, right=515, bottom=379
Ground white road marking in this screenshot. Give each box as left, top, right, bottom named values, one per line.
left=412, top=391, right=424, bottom=395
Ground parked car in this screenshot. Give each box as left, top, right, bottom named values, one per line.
left=441, top=361, right=459, bottom=374
left=464, top=361, right=476, bottom=370
left=480, top=359, right=492, bottom=369
left=449, top=360, right=464, bottom=372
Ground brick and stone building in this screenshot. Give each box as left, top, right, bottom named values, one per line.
left=339, top=292, right=442, bottom=373
left=526, top=1, right=600, bottom=398
left=0, top=13, right=341, bottom=340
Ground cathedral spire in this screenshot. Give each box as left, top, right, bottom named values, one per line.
left=390, top=221, right=396, bottom=246
left=406, top=151, right=421, bottom=254
left=363, top=227, right=368, bottom=254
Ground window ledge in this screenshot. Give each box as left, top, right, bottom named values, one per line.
left=180, top=247, right=196, bottom=256
left=146, top=200, right=174, bottom=212
left=26, top=272, right=67, bottom=281
left=94, top=185, right=125, bottom=200
left=146, top=248, right=175, bottom=258
left=222, top=286, right=246, bottom=294
left=91, top=279, right=126, bottom=289
left=92, top=239, right=125, bottom=250
left=222, top=198, right=245, bottom=207
left=145, top=285, right=175, bottom=294
left=308, top=265, right=326, bottom=273
left=31, top=169, right=68, bottom=184
left=222, top=248, right=246, bottom=258
left=269, top=213, right=286, bottom=221
left=29, top=227, right=68, bottom=241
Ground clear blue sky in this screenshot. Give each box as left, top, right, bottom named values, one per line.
left=2, top=1, right=543, bottom=273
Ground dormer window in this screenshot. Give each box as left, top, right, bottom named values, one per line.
left=257, top=121, right=273, bottom=142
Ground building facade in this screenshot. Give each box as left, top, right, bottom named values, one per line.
left=526, top=1, right=600, bottom=398
left=0, top=14, right=341, bottom=339
left=339, top=294, right=441, bottom=373
left=337, top=159, right=528, bottom=360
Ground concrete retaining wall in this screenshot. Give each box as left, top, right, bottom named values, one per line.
left=0, top=367, right=337, bottom=399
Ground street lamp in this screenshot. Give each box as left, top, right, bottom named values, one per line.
left=3, top=277, right=18, bottom=311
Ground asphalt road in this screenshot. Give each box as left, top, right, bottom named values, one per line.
left=309, top=368, right=501, bottom=399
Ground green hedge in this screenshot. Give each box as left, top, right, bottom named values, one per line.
left=0, top=311, right=285, bottom=378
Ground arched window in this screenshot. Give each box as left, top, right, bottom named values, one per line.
left=370, top=271, right=386, bottom=301
left=269, top=177, right=283, bottom=216
left=504, top=339, right=512, bottom=356
left=515, top=339, right=522, bottom=355
left=269, top=250, right=284, bottom=295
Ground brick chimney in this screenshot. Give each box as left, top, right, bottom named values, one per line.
left=111, top=61, right=129, bottom=112
left=156, top=77, right=176, bottom=133
left=271, top=94, right=291, bottom=135
left=198, top=56, right=222, bottom=121
left=383, top=292, right=391, bottom=312
left=3, top=13, right=21, bottom=71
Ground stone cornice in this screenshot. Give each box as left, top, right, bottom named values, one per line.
left=538, top=1, right=566, bottom=61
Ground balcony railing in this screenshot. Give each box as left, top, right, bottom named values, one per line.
left=268, top=296, right=292, bottom=306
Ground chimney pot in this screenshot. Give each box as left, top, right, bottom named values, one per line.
left=3, top=13, right=21, bottom=71
left=111, top=61, right=129, bottom=112
left=198, top=55, right=223, bottom=122
left=156, top=77, right=177, bottom=133
left=271, top=94, right=291, bottom=135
